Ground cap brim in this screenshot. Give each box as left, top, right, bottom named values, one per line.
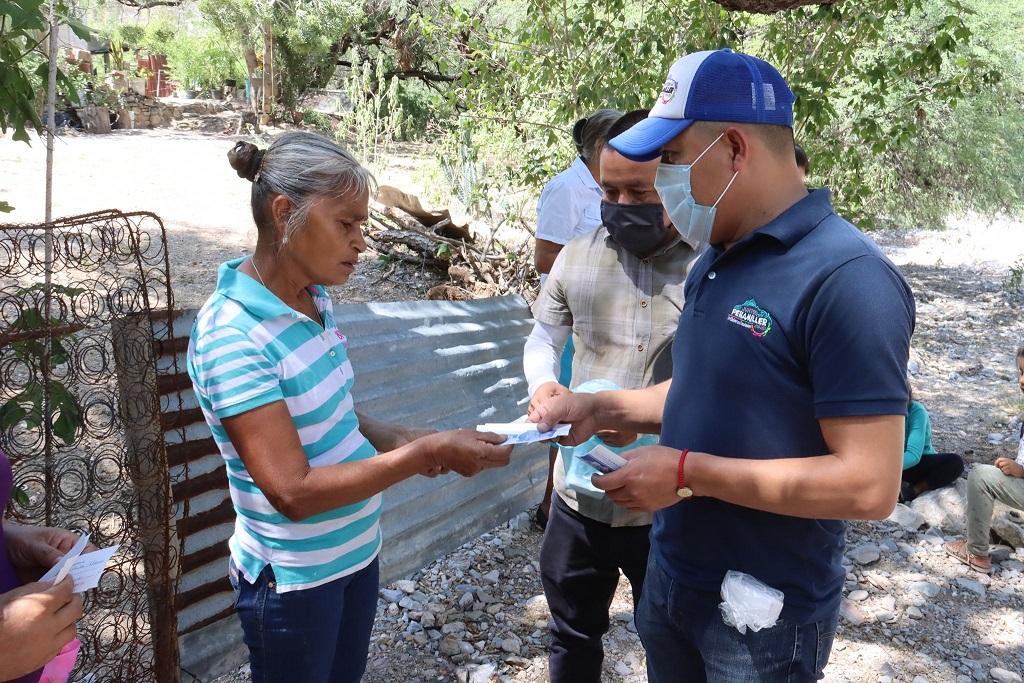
left=608, top=117, right=694, bottom=161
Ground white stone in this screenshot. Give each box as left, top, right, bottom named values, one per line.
left=499, top=635, right=522, bottom=654
left=850, top=543, right=882, bottom=565
left=467, top=663, right=497, bottom=683
left=508, top=512, right=531, bottom=531
left=911, top=479, right=969, bottom=534
left=955, top=577, right=986, bottom=597
left=840, top=599, right=868, bottom=626
left=910, top=581, right=941, bottom=598
left=399, top=597, right=424, bottom=611
left=848, top=590, right=869, bottom=602
left=906, top=606, right=924, bottom=620
left=912, top=676, right=930, bottom=683
left=888, top=504, right=927, bottom=530
left=395, top=579, right=416, bottom=594
left=990, top=668, right=1023, bottom=683
left=442, top=621, right=467, bottom=635
left=992, top=508, right=1024, bottom=549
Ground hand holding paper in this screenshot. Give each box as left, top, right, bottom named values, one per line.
left=38, top=534, right=119, bottom=592
left=476, top=419, right=571, bottom=446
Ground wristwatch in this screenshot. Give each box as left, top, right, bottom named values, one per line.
left=676, top=448, right=693, bottom=499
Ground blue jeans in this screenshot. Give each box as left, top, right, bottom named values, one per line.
left=228, top=557, right=379, bottom=683
left=636, top=554, right=838, bottom=683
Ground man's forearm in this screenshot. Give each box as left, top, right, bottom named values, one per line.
left=595, top=381, right=670, bottom=434
left=686, top=451, right=897, bottom=520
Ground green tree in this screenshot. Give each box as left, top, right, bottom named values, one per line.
left=448, top=0, right=1012, bottom=227
left=1, top=0, right=90, bottom=211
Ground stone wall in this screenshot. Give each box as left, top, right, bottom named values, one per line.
left=112, top=92, right=183, bottom=130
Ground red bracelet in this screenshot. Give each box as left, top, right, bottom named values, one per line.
left=678, top=449, right=690, bottom=489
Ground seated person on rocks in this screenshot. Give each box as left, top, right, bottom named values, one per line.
left=944, top=345, right=1024, bottom=574
left=900, top=388, right=965, bottom=503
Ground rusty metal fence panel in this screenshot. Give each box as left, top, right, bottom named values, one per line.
left=156, top=295, right=546, bottom=681
left=0, top=211, right=179, bottom=682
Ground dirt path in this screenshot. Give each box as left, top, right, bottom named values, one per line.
left=1, top=128, right=447, bottom=309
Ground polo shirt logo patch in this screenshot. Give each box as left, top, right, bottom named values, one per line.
left=727, top=298, right=773, bottom=338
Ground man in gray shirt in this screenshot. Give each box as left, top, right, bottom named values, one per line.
left=522, top=110, right=700, bottom=682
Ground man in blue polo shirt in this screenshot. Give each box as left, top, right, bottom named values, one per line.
left=530, top=49, right=915, bottom=682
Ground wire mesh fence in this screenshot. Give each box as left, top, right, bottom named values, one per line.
left=0, top=210, right=180, bottom=682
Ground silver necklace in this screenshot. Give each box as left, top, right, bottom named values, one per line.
left=250, top=257, right=323, bottom=327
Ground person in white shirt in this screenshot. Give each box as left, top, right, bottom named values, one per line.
left=533, top=109, right=622, bottom=529
left=945, top=344, right=1024, bottom=574
left=534, top=109, right=622, bottom=277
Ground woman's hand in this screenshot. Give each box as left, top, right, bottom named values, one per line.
left=421, top=430, right=513, bottom=477
left=0, top=577, right=83, bottom=680
left=398, top=428, right=448, bottom=476
left=4, top=524, right=95, bottom=583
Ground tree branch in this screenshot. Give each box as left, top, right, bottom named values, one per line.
left=711, top=0, right=839, bottom=12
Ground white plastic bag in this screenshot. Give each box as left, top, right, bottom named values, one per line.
left=719, top=570, right=785, bottom=634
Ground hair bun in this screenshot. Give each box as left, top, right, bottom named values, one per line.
left=228, top=142, right=265, bottom=182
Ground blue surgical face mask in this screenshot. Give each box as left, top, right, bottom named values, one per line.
left=654, top=133, right=739, bottom=251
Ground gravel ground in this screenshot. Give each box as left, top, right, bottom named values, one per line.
left=5, top=126, right=1023, bottom=682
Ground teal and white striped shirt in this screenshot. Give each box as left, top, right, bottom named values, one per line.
left=187, top=257, right=381, bottom=592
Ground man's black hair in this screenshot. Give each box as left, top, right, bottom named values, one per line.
left=604, top=109, right=650, bottom=147
left=795, top=143, right=810, bottom=174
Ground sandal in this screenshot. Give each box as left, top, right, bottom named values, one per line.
left=943, top=538, right=992, bottom=574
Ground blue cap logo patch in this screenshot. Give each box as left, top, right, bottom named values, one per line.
left=660, top=77, right=678, bottom=105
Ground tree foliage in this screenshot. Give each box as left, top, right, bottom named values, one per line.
left=0, top=0, right=90, bottom=144
left=444, top=0, right=1010, bottom=226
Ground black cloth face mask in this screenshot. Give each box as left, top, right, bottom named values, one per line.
left=601, top=201, right=670, bottom=258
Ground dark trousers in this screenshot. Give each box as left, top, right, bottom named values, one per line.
left=637, top=553, right=838, bottom=682
left=539, top=494, right=652, bottom=683
left=228, top=557, right=379, bottom=683
left=903, top=452, right=965, bottom=492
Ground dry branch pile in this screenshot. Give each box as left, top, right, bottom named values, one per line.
left=366, top=202, right=537, bottom=302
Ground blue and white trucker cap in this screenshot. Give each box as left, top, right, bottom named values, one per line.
left=610, top=49, right=796, bottom=162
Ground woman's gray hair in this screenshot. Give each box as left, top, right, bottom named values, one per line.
left=228, top=132, right=376, bottom=243
left=579, top=109, right=623, bottom=161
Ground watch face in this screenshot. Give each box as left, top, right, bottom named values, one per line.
left=676, top=487, right=693, bottom=499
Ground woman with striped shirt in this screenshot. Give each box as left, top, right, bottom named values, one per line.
left=187, top=133, right=512, bottom=683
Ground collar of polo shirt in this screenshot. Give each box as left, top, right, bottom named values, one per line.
left=217, top=257, right=329, bottom=325
left=742, top=189, right=835, bottom=250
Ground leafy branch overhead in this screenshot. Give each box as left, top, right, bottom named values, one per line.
left=0, top=0, right=92, bottom=142
left=711, top=0, right=840, bottom=12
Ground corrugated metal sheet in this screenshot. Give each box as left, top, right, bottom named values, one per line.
left=155, top=295, right=545, bottom=680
